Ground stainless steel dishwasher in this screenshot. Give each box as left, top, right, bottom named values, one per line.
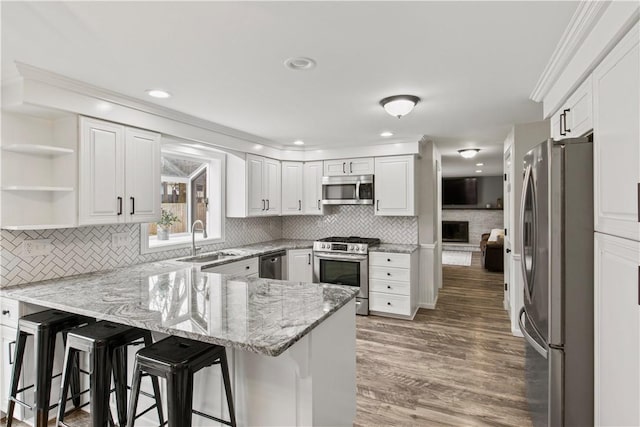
left=259, top=250, right=286, bottom=279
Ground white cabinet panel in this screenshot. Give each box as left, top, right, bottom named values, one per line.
left=323, top=158, right=373, bottom=176
left=593, top=24, right=640, bottom=241
left=203, top=257, right=259, bottom=276
left=124, top=127, right=161, bottom=223
left=594, top=232, right=640, bottom=426
left=247, top=155, right=265, bottom=216
left=79, top=117, right=125, bottom=225
left=264, top=158, right=281, bottom=215
left=303, top=161, right=324, bottom=215
left=370, top=292, right=411, bottom=316
left=369, top=252, right=411, bottom=269
left=374, top=156, right=415, bottom=216
left=287, top=249, right=313, bottom=283
left=281, top=162, right=303, bottom=215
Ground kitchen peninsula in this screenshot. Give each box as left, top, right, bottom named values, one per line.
left=0, top=260, right=358, bottom=426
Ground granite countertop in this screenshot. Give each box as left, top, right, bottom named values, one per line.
left=0, top=260, right=357, bottom=357
left=369, top=243, right=419, bottom=254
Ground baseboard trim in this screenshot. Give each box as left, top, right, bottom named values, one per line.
left=418, top=295, right=438, bottom=310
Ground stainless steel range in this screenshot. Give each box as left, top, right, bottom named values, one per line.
left=313, top=236, right=380, bottom=315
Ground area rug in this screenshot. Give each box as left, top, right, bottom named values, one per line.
left=442, top=250, right=472, bottom=266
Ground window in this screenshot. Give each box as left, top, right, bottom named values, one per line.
left=141, top=143, right=225, bottom=253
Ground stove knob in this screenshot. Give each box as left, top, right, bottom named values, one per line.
left=348, top=245, right=354, bottom=251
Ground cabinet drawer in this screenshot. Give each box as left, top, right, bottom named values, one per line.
left=369, top=279, right=410, bottom=296
left=0, top=298, right=20, bottom=327
left=369, top=265, right=410, bottom=282
left=369, top=252, right=410, bottom=268
left=203, top=257, right=259, bottom=276
left=370, top=292, right=411, bottom=316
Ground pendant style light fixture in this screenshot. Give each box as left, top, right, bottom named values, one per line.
left=458, top=148, right=480, bottom=159
left=380, top=95, right=420, bottom=118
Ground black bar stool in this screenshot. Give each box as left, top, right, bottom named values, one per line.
left=57, top=321, right=165, bottom=427
left=6, top=309, right=93, bottom=427
left=127, top=336, right=236, bottom=427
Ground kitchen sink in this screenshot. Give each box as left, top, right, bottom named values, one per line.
left=176, top=251, right=237, bottom=263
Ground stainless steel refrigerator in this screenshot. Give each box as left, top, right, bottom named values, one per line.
left=518, top=137, right=593, bottom=427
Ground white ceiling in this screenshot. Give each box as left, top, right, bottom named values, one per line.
left=1, top=1, right=577, bottom=176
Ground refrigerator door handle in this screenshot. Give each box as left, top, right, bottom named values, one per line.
left=519, top=307, right=548, bottom=359
left=520, top=164, right=535, bottom=303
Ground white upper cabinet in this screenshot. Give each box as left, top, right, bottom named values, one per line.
left=594, top=232, right=640, bottom=427
left=551, top=76, right=593, bottom=141
left=303, top=161, right=324, bottom=215
left=323, top=157, right=374, bottom=176
left=227, top=154, right=281, bottom=217
left=79, top=117, right=160, bottom=226
left=374, top=155, right=415, bottom=216
left=593, top=23, right=640, bottom=241
left=282, top=162, right=304, bottom=215
left=124, top=127, right=161, bottom=223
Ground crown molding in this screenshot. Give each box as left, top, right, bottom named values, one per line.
left=530, top=2, right=609, bottom=103
left=13, top=62, right=282, bottom=149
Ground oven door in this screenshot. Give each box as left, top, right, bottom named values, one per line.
left=313, top=252, right=368, bottom=312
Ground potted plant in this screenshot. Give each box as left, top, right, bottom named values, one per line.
left=157, top=209, right=180, bottom=240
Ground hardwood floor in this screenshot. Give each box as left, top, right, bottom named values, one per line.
left=354, top=252, right=531, bottom=427
left=3, top=253, right=530, bottom=427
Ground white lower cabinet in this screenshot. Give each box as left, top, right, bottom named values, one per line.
left=368, top=251, right=418, bottom=319
left=594, top=232, right=640, bottom=426
left=202, top=257, right=259, bottom=277
left=287, top=249, right=313, bottom=283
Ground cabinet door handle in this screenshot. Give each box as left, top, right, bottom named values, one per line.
left=387, top=258, right=391, bottom=262
left=262, top=199, right=265, bottom=211
left=387, top=272, right=391, bottom=276
left=117, top=197, right=123, bottom=215
left=559, top=112, right=566, bottom=136
left=9, top=340, right=15, bottom=365
left=563, top=108, right=571, bottom=132
left=342, top=162, right=346, bottom=174
left=308, top=253, right=311, bottom=265
left=246, top=265, right=250, bottom=270
left=350, top=162, right=353, bottom=173
left=376, top=200, right=380, bottom=211
left=506, top=248, right=512, bottom=253
left=387, top=302, right=391, bottom=306
left=299, top=200, right=302, bottom=211
left=266, top=199, right=270, bottom=210
left=2, top=310, right=9, bottom=316
left=317, top=199, right=321, bottom=210
left=387, top=285, right=391, bottom=289
left=130, top=197, right=135, bottom=215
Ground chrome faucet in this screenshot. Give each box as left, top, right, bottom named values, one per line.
left=191, top=220, right=207, bottom=256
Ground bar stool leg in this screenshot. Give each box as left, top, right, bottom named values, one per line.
left=90, top=346, right=112, bottom=427
left=143, top=332, right=165, bottom=426
left=57, top=344, right=78, bottom=425
left=6, top=331, right=27, bottom=427
left=220, top=351, right=237, bottom=427
left=112, top=346, right=128, bottom=426
left=61, top=332, right=82, bottom=409
left=126, top=362, right=143, bottom=427
left=166, top=370, right=194, bottom=427
left=34, top=328, right=56, bottom=427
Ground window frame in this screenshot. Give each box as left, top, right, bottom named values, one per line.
left=140, top=144, right=225, bottom=254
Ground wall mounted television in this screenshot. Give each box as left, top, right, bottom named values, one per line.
left=442, top=177, right=478, bottom=205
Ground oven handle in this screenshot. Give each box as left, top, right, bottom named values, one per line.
left=314, top=252, right=368, bottom=261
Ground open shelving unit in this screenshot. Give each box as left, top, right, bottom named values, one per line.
left=1, top=111, right=78, bottom=230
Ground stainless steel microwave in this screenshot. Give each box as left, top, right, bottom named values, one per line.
left=322, top=175, right=374, bottom=205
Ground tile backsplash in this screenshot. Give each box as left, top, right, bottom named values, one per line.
left=282, top=205, right=418, bottom=244
left=1, top=217, right=282, bottom=288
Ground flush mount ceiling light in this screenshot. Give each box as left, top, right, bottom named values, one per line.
left=475, top=162, right=484, bottom=166
left=380, top=95, right=420, bottom=118
left=380, top=131, right=394, bottom=137
left=458, top=148, right=480, bottom=159
left=146, top=89, right=171, bottom=99
left=476, top=169, right=483, bottom=173
left=284, top=57, right=316, bottom=71
left=293, top=140, right=305, bottom=145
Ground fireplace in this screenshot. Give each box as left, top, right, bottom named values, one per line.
left=442, top=221, right=469, bottom=243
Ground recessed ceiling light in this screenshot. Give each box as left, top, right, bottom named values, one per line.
left=476, top=170, right=483, bottom=173
left=458, top=148, right=480, bottom=159
left=284, top=57, right=316, bottom=71
left=254, top=144, right=263, bottom=150
left=476, top=163, right=484, bottom=166
left=146, top=89, right=171, bottom=99
left=293, top=140, right=305, bottom=145
left=380, top=131, right=393, bottom=137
